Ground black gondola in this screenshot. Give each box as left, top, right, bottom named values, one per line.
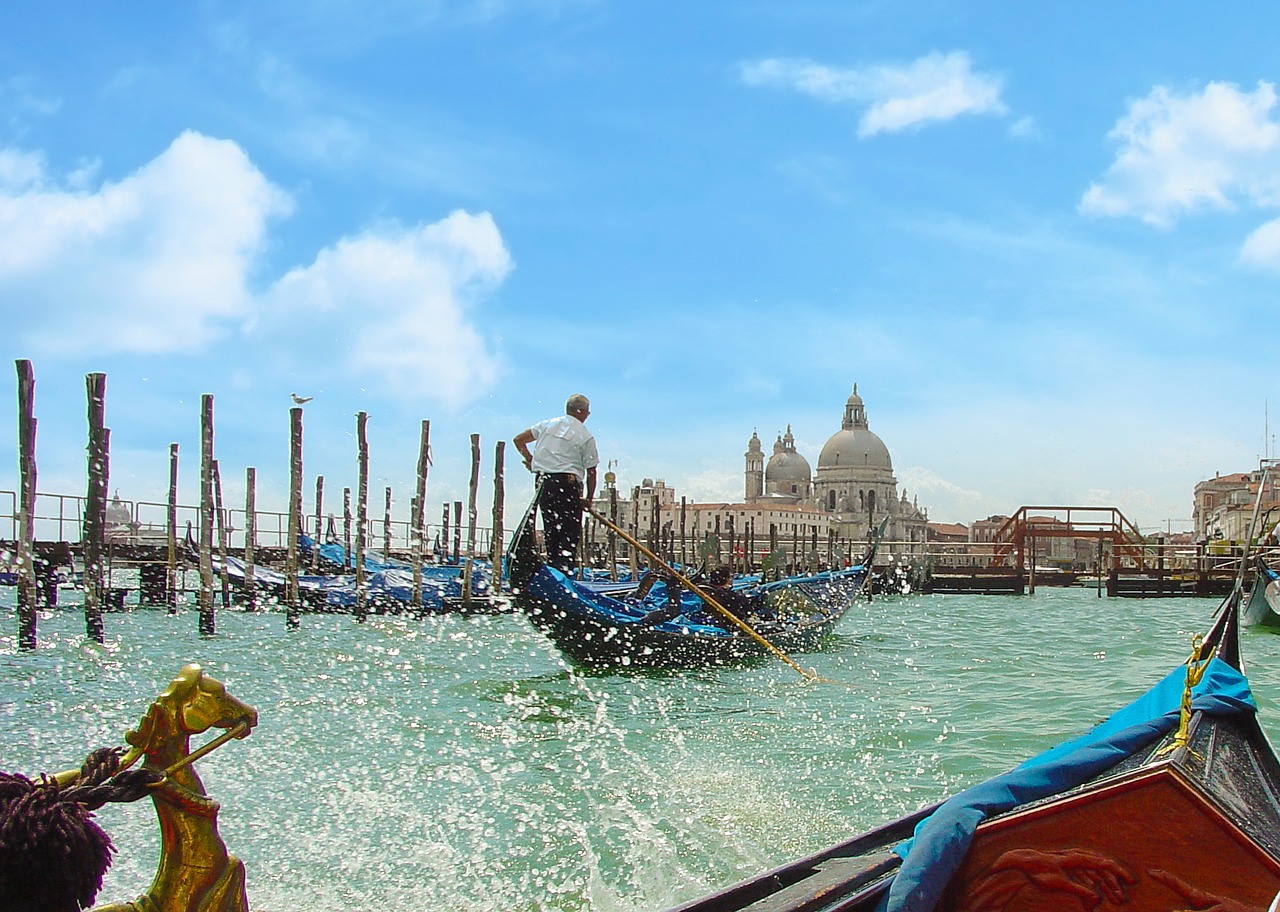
left=506, top=500, right=876, bottom=671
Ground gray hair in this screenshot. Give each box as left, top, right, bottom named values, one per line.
left=565, top=394, right=590, bottom=415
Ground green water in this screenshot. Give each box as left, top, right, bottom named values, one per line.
left=3, top=587, right=1280, bottom=911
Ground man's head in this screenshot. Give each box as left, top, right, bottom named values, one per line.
left=566, top=394, right=590, bottom=421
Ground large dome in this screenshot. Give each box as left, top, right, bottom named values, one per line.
left=817, top=386, right=892, bottom=471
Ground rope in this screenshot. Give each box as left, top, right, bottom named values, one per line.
left=1157, top=634, right=1209, bottom=759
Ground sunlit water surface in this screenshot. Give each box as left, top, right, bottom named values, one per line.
left=4, top=587, right=1280, bottom=911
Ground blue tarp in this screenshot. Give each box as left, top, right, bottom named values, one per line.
left=882, top=656, right=1256, bottom=912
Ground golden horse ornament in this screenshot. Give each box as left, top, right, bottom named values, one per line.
left=50, top=663, right=259, bottom=912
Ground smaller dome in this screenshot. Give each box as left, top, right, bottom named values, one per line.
left=766, top=450, right=812, bottom=484
left=765, top=425, right=812, bottom=484
left=106, top=493, right=131, bottom=526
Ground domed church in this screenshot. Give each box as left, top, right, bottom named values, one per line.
left=744, top=385, right=928, bottom=544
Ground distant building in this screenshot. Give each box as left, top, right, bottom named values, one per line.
left=589, top=385, right=930, bottom=563
left=742, top=385, right=929, bottom=547
left=1193, top=463, right=1280, bottom=543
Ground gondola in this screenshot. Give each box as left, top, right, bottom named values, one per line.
left=1246, top=556, right=1280, bottom=629
left=506, top=502, right=877, bottom=670
left=663, top=586, right=1280, bottom=912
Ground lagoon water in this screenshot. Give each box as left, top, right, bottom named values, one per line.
left=4, top=586, right=1280, bottom=911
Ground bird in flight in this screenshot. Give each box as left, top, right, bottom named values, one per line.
left=291, top=393, right=313, bottom=405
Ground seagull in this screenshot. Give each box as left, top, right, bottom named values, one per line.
left=291, top=393, right=313, bottom=405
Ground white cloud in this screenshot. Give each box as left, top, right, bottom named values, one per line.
left=897, top=465, right=984, bottom=523
left=0, top=130, right=293, bottom=354
left=263, top=211, right=511, bottom=408
left=739, top=51, right=1007, bottom=137
left=1080, top=81, right=1280, bottom=228
left=1241, top=216, right=1280, bottom=271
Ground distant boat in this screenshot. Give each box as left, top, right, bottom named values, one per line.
left=506, top=512, right=876, bottom=670
left=664, top=589, right=1280, bottom=912
left=1244, top=557, right=1280, bottom=628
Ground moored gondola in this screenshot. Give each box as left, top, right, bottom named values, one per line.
left=1246, top=556, right=1280, bottom=629
left=662, top=588, right=1280, bottom=912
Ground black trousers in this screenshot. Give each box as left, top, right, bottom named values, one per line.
left=538, top=474, right=582, bottom=574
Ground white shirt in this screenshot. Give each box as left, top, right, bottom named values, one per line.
left=529, top=415, right=599, bottom=480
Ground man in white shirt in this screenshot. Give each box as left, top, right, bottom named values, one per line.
left=513, top=394, right=599, bottom=574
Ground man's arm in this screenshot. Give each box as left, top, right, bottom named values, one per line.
left=513, top=428, right=535, bottom=471
left=583, top=465, right=597, bottom=505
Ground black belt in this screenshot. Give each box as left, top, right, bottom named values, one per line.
left=539, top=472, right=580, bottom=481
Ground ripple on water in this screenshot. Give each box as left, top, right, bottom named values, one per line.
left=1, top=587, right=1278, bottom=910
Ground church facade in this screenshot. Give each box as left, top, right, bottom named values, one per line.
left=745, top=385, right=928, bottom=546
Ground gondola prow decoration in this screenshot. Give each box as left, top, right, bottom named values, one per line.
left=2, top=664, right=258, bottom=912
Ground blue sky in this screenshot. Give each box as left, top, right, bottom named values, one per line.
left=2, top=1, right=1279, bottom=535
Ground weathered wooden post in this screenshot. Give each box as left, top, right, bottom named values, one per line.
left=243, top=467, right=258, bottom=610
left=630, top=486, right=641, bottom=576
left=412, top=420, right=430, bottom=612
left=354, top=411, right=369, bottom=622
left=609, top=485, right=619, bottom=580
left=442, top=504, right=451, bottom=563
left=166, top=443, right=179, bottom=613
left=342, top=487, right=352, bottom=570
left=197, top=394, right=215, bottom=636
left=313, top=476, right=324, bottom=569
left=285, top=406, right=303, bottom=629
left=680, top=497, right=687, bottom=569
left=15, top=360, right=37, bottom=650
left=211, top=459, right=231, bottom=608
left=383, top=486, right=393, bottom=561
left=452, top=501, right=462, bottom=564
left=463, top=433, right=480, bottom=609
left=490, top=441, right=506, bottom=584
left=83, top=373, right=109, bottom=644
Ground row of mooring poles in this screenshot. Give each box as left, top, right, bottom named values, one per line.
left=11, top=362, right=507, bottom=647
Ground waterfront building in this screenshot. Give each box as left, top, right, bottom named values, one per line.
left=1193, top=462, right=1280, bottom=543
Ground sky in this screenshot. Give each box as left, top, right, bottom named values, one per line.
left=2, top=1, right=1280, bottom=537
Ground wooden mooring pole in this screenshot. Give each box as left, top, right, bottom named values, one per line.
left=463, top=433, right=480, bottom=610
left=285, top=406, right=303, bottom=629
left=198, top=393, right=215, bottom=636
left=313, top=476, right=324, bottom=569
left=490, top=441, right=505, bottom=585
left=212, top=459, right=231, bottom=608
left=354, top=411, right=369, bottom=622
left=383, top=486, right=393, bottom=561
left=452, top=501, right=462, bottom=564
left=84, top=373, right=109, bottom=644
left=412, top=420, right=430, bottom=612
left=244, top=466, right=258, bottom=610
left=342, top=487, right=352, bottom=568
left=15, top=360, right=37, bottom=650
left=167, top=443, right=179, bottom=613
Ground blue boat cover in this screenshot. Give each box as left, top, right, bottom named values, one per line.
left=882, top=656, right=1256, bottom=912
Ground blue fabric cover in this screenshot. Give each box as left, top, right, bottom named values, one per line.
left=882, top=657, right=1256, bottom=912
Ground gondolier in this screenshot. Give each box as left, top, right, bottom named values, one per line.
left=514, top=394, right=599, bottom=574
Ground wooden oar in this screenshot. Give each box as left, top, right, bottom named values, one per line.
left=586, top=507, right=818, bottom=681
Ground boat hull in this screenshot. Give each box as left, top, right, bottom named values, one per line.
left=1245, top=560, right=1280, bottom=628
left=515, top=565, right=869, bottom=670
